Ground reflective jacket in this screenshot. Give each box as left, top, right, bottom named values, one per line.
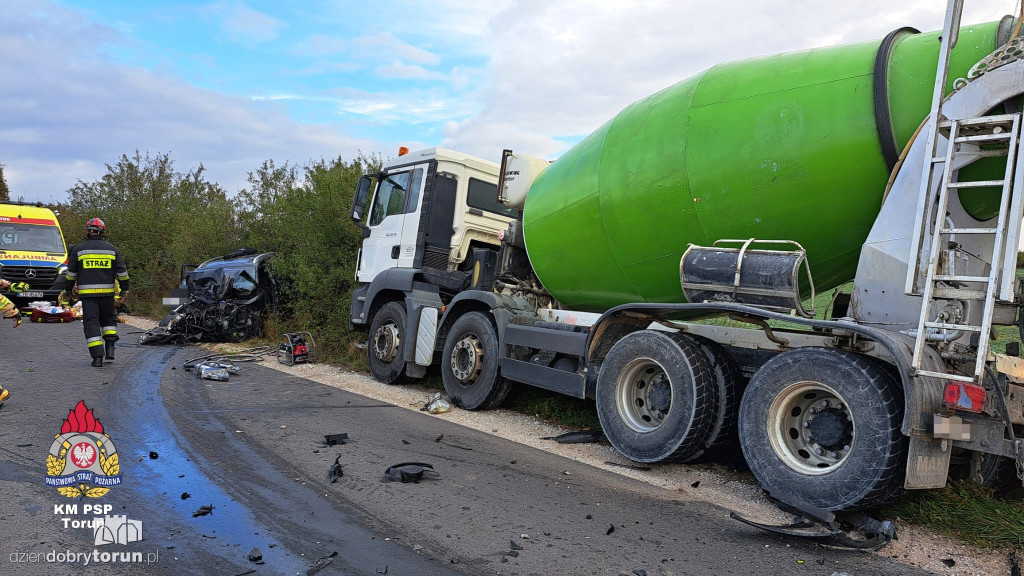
left=57, top=239, right=130, bottom=298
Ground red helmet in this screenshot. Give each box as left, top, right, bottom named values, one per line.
left=85, top=218, right=106, bottom=237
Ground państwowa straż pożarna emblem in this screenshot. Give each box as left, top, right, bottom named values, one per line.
left=45, top=401, right=122, bottom=498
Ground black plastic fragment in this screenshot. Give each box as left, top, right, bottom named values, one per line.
left=248, top=547, right=262, bottom=562
left=192, top=504, right=215, bottom=518
left=606, top=524, right=615, bottom=535
left=541, top=430, right=606, bottom=444
left=328, top=456, right=343, bottom=484
left=509, top=540, right=523, bottom=551
left=507, top=551, right=518, bottom=558
left=181, top=492, right=191, bottom=500
left=940, top=559, right=956, bottom=568
left=383, top=462, right=440, bottom=483
left=435, top=434, right=444, bottom=443
left=690, top=481, right=700, bottom=488
left=633, top=570, right=647, bottom=576
left=324, top=433, right=349, bottom=446
left=149, top=451, right=159, bottom=460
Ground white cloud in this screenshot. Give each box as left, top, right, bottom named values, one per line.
left=437, top=0, right=1011, bottom=162
left=0, top=2, right=372, bottom=201
left=376, top=61, right=441, bottom=80
left=352, top=32, right=441, bottom=66
left=200, top=1, right=287, bottom=45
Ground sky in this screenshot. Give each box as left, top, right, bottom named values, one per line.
left=0, top=1, right=1012, bottom=202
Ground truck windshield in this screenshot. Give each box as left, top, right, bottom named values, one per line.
left=0, top=224, right=66, bottom=253
left=369, top=171, right=412, bottom=226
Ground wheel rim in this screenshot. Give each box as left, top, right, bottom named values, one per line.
left=768, top=381, right=854, bottom=475
left=450, top=333, right=483, bottom=385
left=615, top=358, right=672, bottom=433
left=373, top=322, right=400, bottom=363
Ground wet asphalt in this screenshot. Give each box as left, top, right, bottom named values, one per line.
left=0, top=320, right=934, bottom=575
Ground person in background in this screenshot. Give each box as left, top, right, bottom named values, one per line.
left=0, top=278, right=24, bottom=327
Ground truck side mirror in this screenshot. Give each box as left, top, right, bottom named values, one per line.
left=352, top=176, right=375, bottom=225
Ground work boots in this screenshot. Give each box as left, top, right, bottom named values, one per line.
left=105, top=341, right=115, bottom=361
left=91, top=357, right=103, bottom=368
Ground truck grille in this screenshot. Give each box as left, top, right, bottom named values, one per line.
left=1, top=266, right=60, bottom=289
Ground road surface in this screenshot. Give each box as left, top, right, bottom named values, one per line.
left=0, top=320, right=931, bottom=575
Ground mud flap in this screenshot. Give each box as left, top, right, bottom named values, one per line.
left=904, top=435, right=952, bottom=489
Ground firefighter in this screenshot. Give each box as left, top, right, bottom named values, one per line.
left=0, top=278, right=25, bottom=327
left=56, top=218, right=130, bottom=367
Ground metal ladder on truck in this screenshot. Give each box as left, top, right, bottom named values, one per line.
left=906, top=0, right=1024, bottom=383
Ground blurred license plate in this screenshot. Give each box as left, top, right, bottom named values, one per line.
left=21, top=292, right=44, bottom=298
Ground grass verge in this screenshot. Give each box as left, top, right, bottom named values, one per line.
left=886, top=480, right=1024, bottom=550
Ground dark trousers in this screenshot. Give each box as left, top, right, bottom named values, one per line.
left=82, top=297, right=118, bottom=358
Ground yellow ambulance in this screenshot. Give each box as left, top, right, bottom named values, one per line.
left=0, top=202, right=69, bottom=303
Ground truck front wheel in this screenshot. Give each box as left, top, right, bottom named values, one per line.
left=441, top=312, right=511, bottom=410
left=738, top=348, right=906, bottom=511
left=596, top=330, right=714, bottom=463
left=367, top=301, right=409, bottom=385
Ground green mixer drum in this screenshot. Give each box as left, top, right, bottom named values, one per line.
left=522, top=21, right=1008, bottom=312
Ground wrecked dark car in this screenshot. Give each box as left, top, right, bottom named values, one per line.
left=142, top=249, right=277, bottom=344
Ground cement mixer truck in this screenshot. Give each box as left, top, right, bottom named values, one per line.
left=349, top=1, right=1024, bottom=512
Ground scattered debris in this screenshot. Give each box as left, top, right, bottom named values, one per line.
left=507, top=551, right=519, bottom=558
left=509, top=540, right=523, bottom=551
left=540, top=430, right=606, bottom=444
left=585, top=514, right=592, bottom=520
left=730, top=490, right=895, bottom=550
left=940, top=559, right=956, bottom=568
left=324, top=433, right=349, bottom=446
left=328, top=456, right=343, bottom=484
left=434, top=434, right=444, bottom=443
left=15, top=443, right=32, bottom=448
left=401, top=440, right=411, bottom=445
left=604, top=461, right=651, bottom=471
left=149, top=451, right=159, bottom=460
left=383, top=462, right=440, bottom=483
left=181, top=492, right=191, bottom=500
left=199, top=363, right=231, bottom=381
left=248, top=548, right=262, bottom=562
left=606, top=524, right=615, bottom=535
left=234, top=570, right=256, bottom=576
left=690, top=480, right=700, bottom=488
left=306, top=551, right=338, bottom=576
left=520, top=534, right=530, bottom=540
left=376, top=566, right=388, bottom=574
left=501, top=557, right=508, bottom=563
left=192, top=505, right=215, bottom=518
left=633, top=570, right=647, bottom=576
left=421, top=392, right=452, bottom=414
left=412, top=544, right=423, bottom=552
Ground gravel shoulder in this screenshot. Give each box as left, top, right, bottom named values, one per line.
left=123, top=315, right=1014, bottom=576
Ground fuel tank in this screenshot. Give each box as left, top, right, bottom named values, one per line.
left=521, top=20, right=1012, bottom=312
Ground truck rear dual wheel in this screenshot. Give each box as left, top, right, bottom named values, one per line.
left=367, top=301, right=409, bottom=385
left=441, top=312, right=511, bottom=410
left=739, top=348, right=906, bottom=511
left=597, top=330, right=715, bottom=463
left=681, top=335, right=743, bottom=464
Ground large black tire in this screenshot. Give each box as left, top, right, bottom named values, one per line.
left=367, top=302, right=409, bottom=385
left=596, top=330, right=715, bottom=463
left=739, top=348, right=906, bottom=511
left=441, top=312, right=511, bottom=410
left=681, top=335, right=744, bottom=464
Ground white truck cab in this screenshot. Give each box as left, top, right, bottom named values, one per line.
left=352, top=147, right=515, bottom=283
